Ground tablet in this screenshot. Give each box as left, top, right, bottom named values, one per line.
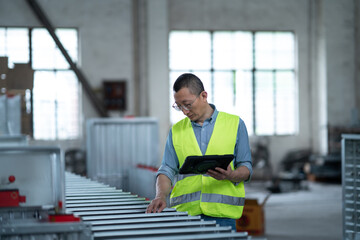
left=179, top=154, right=234, bottom=174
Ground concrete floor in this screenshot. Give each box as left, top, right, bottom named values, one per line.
left=245, top=180, right=342, bottom=240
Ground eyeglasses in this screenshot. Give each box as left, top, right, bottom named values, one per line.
left=172, top=96, right=199, bottom=111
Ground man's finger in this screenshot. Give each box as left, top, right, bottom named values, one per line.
left=146, top=203, right=155, bottom=213
left=157, top=202, right=166, bottom=213
left=214, top=167, right=226, bottom=173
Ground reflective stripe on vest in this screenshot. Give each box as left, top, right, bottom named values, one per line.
left=170, top=111, right=245, bottom=219
left=171, top=191, right=201, bottom=206
left=171, top=192, right=245, bottom=207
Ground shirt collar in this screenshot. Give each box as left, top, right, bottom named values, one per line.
left=208, top=104, right=218, bottom=124
left=191, top=104, right=218, bottom=126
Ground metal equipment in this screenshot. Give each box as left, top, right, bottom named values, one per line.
left=0, top=95, right=21, bottom=135
left=342, top=134, right=360, bottom=240
left=86, top=117, right=159, bottom=191
left=1, top=145, right=249, bottom=239
left=0, top=135, right=28, bottom=147
left=0, top=146, right=65, bottom=209
left=0, top=146, right=92, bottom=239
left=65, top=172, right=249, bottom=240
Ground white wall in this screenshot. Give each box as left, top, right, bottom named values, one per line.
left=324, top=0, right=357, bottom=126
left=146, top=0, right=170, bottom=160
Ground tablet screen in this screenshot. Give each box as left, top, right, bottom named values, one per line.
left=179, top=154, right=234, bottom=174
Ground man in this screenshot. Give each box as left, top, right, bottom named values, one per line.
left=146, top=73, right=252, bottom=230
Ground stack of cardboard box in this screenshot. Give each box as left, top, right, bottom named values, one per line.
left=0, top=57, right=34, bottom=136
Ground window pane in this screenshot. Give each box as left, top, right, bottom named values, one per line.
left=56, top=29, right=78, bottom=65
left=213, top=31, right=253, bottom=70
left=32, top=29, right=57, bottom=69
left=169, top=31, right=211, bottom=70
left=33, top=71, right=57, bottom=140
left=55, top=71, right=79, bottom=139
left=275, top=71, right=296, bottom=134
left=33, top=70, right=79, bottom=140
left=274, top=33, right=294, bottom=69
left=213, top=71, right=235, bottom=113
left=255, top=32, right=273, bottom=69
left=235, top=70, right=253, bottom=136
left=4, top=28, right=29, bottom=67
left=0, top=28, right=6, bottom=56
left=255, top=71, right=274, bottom=135
left=255, top=32, right=294, bottom=70
left=33, top=28, right=76, bottom=69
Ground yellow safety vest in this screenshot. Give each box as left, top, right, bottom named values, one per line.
left=170, top=112, right=245, bottom=219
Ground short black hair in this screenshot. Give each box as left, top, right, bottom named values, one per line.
left=173, top=73, right=204, bottom=95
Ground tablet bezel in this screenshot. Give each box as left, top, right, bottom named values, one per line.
left=179, top=154, right=235, bottom=174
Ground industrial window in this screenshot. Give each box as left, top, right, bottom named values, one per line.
left=169, top=30, right=298, bottom=136
left=0, top=27, right=80, bottom=140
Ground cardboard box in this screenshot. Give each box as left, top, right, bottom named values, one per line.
left=0, top=57, right=8, bottom=89
left=0, top=57, right=8, bottom=75
left=0, top=57, right=34, bottom=90
left=6, top=63, right=34, bottom=90
left=236, top=194, right=270, bottom=236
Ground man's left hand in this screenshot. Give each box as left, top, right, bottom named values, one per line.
left=207, top=165, right=250, bottom=182
left=206, top=165, right=233, bottom=181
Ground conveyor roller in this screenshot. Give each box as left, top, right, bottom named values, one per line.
left=66, top=172, right=249, bottom=239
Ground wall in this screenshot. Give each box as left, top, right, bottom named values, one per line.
left=324, top=0, right=358, bottom=127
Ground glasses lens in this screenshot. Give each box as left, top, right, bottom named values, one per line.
left=182, top=105, right=190, bottom=111
left=172, top=103, right=181, bottom=111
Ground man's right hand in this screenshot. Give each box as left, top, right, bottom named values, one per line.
left=146, top=174, right=172, bottom=213
left=146, top=196, right=167, bottom=213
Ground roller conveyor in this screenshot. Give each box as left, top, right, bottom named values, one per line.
left=67, top=198, right=145, bottom=204
left=67, top=205, right=150, bottom=212
left=81, top=212, right=190, bottom=221
left=84, top=216, right=203, bottom=226
left=93, top=226, right=233, bottom=238
left=67, top=201, right=151, bottom=208
left=71, top=209, right=166, bottom=216
left=91, top=221, right=217, bottom=231
left=66, top=172, right=249, bottom=239
left=67, top=195, right=139, bottom=200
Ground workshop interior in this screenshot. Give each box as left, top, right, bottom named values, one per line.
left=0, top=0, right=360, bottom=240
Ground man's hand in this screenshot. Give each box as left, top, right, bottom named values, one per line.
left=207, top=164, right=234, bottom=180
left=145, top=174, right=172, bottom=213
left=207, top=165, right=250, bottom=182
left=146, top=196, right=167, bottom=213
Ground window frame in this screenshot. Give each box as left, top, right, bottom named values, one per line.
left=169, top=30, right=298, bottom=136
left=0, top=26, right=81, bottom=140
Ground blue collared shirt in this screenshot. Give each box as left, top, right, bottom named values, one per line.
left=157, top=104, right=252, bottom=184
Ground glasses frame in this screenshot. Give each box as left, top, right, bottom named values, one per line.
left=172, top=95, right=199, bottom=112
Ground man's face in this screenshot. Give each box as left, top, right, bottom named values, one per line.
left=173, top=87, right=206, bottom=122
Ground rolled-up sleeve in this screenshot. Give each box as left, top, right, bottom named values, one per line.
left=234, top=118, right=253, bottom=182
left=156, top=129, right=179, bottom=185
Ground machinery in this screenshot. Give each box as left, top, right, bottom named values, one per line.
left=0, top=145, right=249, bottom=239
left=0, top=146, right=92, bottom=239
